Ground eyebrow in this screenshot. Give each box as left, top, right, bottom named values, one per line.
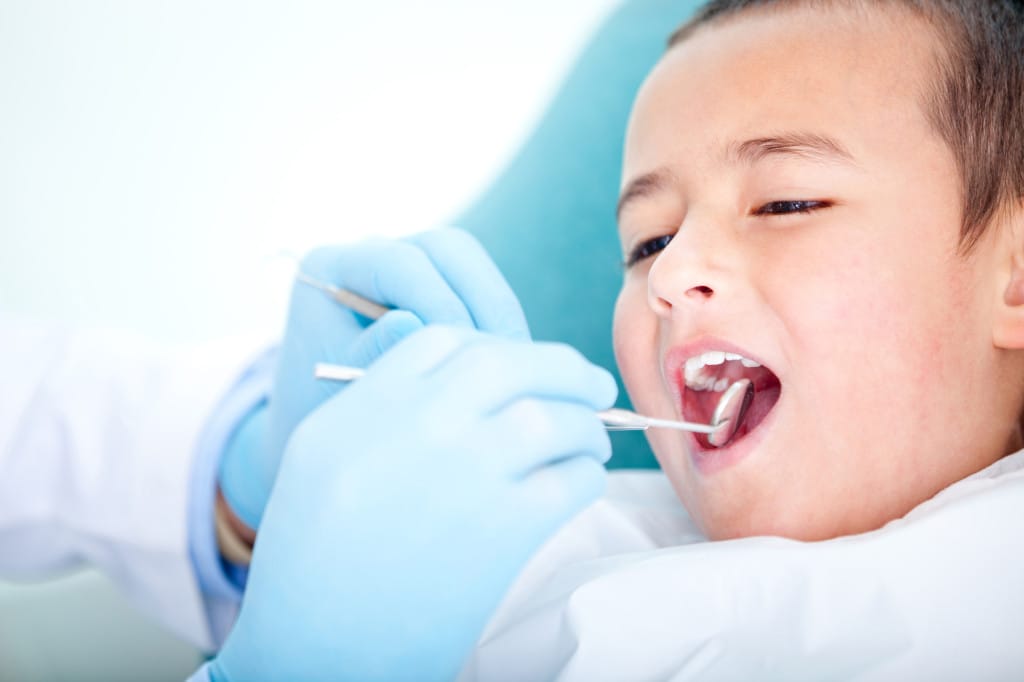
left=616, top=168, right=675, bottom=222
left=729, top=132, right=855, bottom=166
left=616, top=132, right=856, bottom=221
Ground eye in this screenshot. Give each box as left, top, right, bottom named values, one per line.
left=753, top=199, right=832, bottom=216
left=624, top=234, right=673, bottom=268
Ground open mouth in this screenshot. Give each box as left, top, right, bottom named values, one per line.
left=679, top=350, right=782, bottom=450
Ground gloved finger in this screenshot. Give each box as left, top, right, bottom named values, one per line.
left=308, top=326, right=488, bottom=442
left=515, top=455, right=608, bottom=537
left=406, top=228, right=530, bottom=341
left=426, top=339, right=618, bottom=416
left=476, top=399, right=612, bottom=477
left=345, top=310, right=425, bottom=369
left=299, top=242, right=475, bottom=327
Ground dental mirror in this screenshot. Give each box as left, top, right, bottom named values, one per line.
left=707, top=378, right=755, bottom=447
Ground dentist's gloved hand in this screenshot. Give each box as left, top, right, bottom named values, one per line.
left=219, top=228, right=530, bottom=530
left=207, top=325, right=617, bottom=682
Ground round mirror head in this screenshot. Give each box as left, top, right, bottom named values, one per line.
left=708, top=379, right=755, bottom=447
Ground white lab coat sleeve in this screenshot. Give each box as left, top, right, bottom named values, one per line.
left=185, top=343, right=274, bottom=649
left=0, top=323, right=270, bottom=651
left=462, top=470, right=1024, bottom=681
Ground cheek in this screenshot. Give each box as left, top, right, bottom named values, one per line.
left=762, top=224, right=979, bottom=439
left=760, top=214, right=959, bottom=347
left=778, top=246, right=905, bottom=338
left=613, top=277, right=691, bottom=485
left=613, top=278, right=661, bottom=403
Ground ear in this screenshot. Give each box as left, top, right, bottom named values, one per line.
left=993, top=201, right=1024, bottom=349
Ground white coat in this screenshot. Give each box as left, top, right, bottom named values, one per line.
left=0, top=322, right=262, bottom=651
left=461, top=451, right=1024, bottom=681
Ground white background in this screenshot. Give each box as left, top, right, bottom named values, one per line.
left=0, top=1, right=620, bottom=678
left=1, top=0, right=618, bottom=342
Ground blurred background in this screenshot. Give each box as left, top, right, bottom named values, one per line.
left=0, top=1, right=620, bottom=678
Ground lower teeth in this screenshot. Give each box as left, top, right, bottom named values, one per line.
left=689, top=377, right=730, bottom=392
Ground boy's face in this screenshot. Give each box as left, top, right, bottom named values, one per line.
left=614, top=5, right=1024, bottom=541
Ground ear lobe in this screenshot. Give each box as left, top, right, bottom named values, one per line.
left=1005, top=271, right=1024, bottom=306
left=994, top=208, right=1024, bottom=349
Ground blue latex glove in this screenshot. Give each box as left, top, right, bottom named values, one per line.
left=219, top=228, right=530, bottom=530
left=207, top=324, right=617, bottom=681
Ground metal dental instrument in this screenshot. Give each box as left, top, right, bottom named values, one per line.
left=710, top=379, right=755, bottom=446
left=279, top=251, right=393, bottom=320
left=293, top=270, right=393, bottom=320
left=313, top=363, right=754, bottom=447
left=598, top=378, right=753, bottom=446
left=293, top=265, right=755, bottom=447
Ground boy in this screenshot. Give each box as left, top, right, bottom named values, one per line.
left=460, top=0, right=1024, bottom=678
left=615, top=0, right=1024, bottom=542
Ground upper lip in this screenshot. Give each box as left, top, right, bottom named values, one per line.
left=663, top=336, right=775, bottom=415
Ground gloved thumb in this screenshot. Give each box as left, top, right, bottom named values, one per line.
left=346, top=309, right=425, bottom=368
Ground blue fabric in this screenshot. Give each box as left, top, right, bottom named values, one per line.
left=187, top=349, right=275, bottom=644
left=458, top=0, right=704, bottom=469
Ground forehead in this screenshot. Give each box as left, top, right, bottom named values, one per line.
left=623, top=3, right=942, bottom=181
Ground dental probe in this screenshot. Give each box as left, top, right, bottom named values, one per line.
left=293, top=270, right=392, bottom=320
left=313, top=363, right=754, bottom=446
left=291, top=266, right=755, bottom=447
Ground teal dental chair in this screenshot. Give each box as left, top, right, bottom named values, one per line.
left=460, top=0, right=704, bottom=469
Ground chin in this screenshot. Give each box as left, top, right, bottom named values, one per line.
left=690, top=493, right=897, bottom=542
left=655, top=459, right=844, bottom=542
left=699, top=513, right=835, bottom=542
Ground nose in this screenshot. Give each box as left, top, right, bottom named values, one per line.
left=647, top=214, right=736, bottom=318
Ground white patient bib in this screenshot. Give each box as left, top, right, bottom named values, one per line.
left=460, top=451, right=1024, bottom=681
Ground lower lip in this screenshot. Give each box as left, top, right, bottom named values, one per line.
left=686, top=394, right=781, bottom=475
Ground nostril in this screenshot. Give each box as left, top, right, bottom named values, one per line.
left=649, top=285, right=714, bottom=315
left=689, top=285, right=714, bottom=298
left=651, top=295, right=673, bottom=315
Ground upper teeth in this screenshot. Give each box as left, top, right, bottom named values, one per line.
left=683, top=350, right=761, bottom=392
